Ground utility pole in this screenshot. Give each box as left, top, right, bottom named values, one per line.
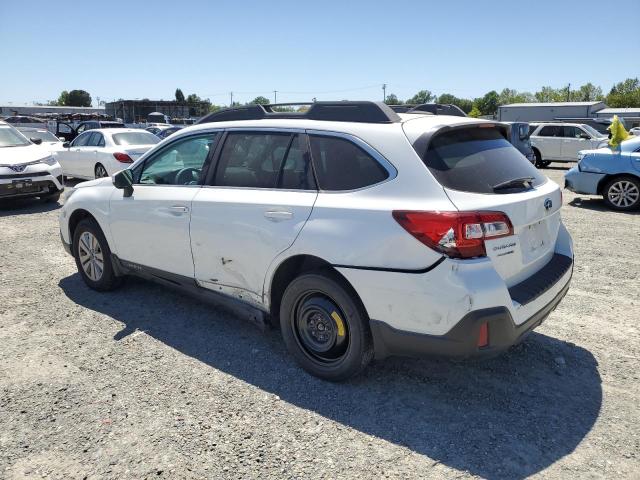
left=382, top=84, right=387, bottom=102
left=230, top=92, right=233, bottom=107
left=273, top=90, right=278, bottom=104
left=566, top=83, right=571, bottom=101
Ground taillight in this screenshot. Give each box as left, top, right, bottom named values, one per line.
left=113, top=152, right=133, bottom=163
left=392, top=210, right=514, bottom=259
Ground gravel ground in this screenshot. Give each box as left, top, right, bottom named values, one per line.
left=0, top=166, right=638, bottom=480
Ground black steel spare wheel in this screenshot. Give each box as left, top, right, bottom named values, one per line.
left=280, top=272, right=373, bottom=381
left=295, top=293, right=349, bottom=362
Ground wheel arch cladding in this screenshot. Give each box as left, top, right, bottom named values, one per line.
left=68, top=209, right=98, bottom=255
left=267, top=254, right=370, bottom=325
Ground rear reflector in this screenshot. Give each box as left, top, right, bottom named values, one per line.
left=113, top=152, right=133, bottom=163
left=392, top=210, right=513, bottom=259
left=477, top=322, right=489, bottom=348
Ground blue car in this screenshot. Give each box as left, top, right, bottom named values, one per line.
left=564, top=136, right=640, bottom=211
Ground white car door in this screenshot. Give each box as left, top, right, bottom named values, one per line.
left=56, top=131, right=93, bottom=178
left=190, top=131, right=317, bottom=302
left=109, top=133, right=219, bottom=277
left=532, top=125, right=562, bottom=160
left=560, top=126, right=590, bottom=161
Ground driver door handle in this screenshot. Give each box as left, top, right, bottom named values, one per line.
left=169, top=205, right=189, bottom=213
left=264, top=210, right=293, bottom=221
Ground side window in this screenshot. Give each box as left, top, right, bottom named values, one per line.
left=95, top=132, right=105, bottom=147
left=538, top=126, right=561, bottom=137
left=214, top=132, right=292, bottom=188
left=76, top=124, right=86, bottom=134
left=309, top=135, right=389, bottom=191
left=529, top=125, right=538, bottom=135
left=279, top=135, right=315, bottom=190
left=562, top=126, right=579, bottom=138
left=71, top=132, right=92, bottom=146
left=138, top=134, right=218, bottom=185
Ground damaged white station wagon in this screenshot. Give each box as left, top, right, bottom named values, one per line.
left=60, top=101, right=573, bottom=381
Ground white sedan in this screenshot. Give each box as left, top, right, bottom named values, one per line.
left=56, top=128, right=160, bottom=179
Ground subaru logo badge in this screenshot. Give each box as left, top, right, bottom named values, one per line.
left=9, top=164, right=27, bottom=173
left=544, top=198, right=553, bottom=211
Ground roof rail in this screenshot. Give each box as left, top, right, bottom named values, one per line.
left=196, top=101, right=401, bottom=125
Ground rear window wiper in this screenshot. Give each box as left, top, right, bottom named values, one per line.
left=493, top=176, right=535, bottom=191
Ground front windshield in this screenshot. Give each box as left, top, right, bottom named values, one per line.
left=583, top=125, right=606, bottom=138
left=0, top=126, right=32, bottom=147
left=23, top=130, right=60, bottom=143
left=112, top=131, right=160, bottom=146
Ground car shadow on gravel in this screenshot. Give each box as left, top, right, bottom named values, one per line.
left=0, top=198, right=60, bottom=216
left=59, top=274, right=602, bottom=480
left=569, top=197, right=640, bottom=215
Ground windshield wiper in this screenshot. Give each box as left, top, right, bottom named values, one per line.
left=493, top=176, right=535, bottom=191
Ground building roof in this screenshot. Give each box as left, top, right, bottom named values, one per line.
left=596, top=108, right=640, bottom=114
left=500, top=101, right=604, bottom=108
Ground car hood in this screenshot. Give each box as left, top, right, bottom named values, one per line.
left=0, top=144, right=52, bottom=166
left=75, top=177, right=113, bottom=189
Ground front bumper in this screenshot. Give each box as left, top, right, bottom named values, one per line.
left=370, top=271, right=571, bottom=360
left=60, top=230, right=72, bottom=256
left=564, top=166, right=604, bottom=195
left=0, top=164, right=64, bottom=199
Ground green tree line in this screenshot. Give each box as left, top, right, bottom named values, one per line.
left=45, top=78, right=640, bottom=116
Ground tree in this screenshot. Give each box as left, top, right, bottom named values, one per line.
left=175, top=88, right=185, bottom=102
left=498, top=88, right=534, bottom=105
left=384, top=93, right=401, bottom=105
left=57, top=90, right=70, bottom=106
left=248, top=96, right=270, bottom=105
left=535, top=86, right=565, bottom=102
left=406, top=89, right=435, bottom=104
left=66, top=90, right=92, bottom=107
left=186, top=93, right=201, bottom=104
left=606, top=78, right=640, bottom=108
left=468, top=104, right=482, bottom=118
left=475, top=90, right=499, bottom=116
left=575, top=83, right=604, bottom=101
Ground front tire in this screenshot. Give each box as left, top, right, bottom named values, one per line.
left=73, top=218, right=121, bottom=291
left=43, top=191, right=61, bottom=203
left=602, top=176, right=640, bottom=211
left=280, top=271, right=373, bottom=381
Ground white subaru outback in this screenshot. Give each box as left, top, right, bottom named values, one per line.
left=59, top=102, right=573, bottom=381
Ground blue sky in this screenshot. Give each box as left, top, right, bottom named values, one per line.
left=1, top=0, right=638, bottom=106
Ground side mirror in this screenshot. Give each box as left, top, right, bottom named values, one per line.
left=30, top=138, right=43, bottom=145
left=58, top=136, right=66, bottom=142
left=62, top=142, right=70, bottom=148
left=579, top=133, right=591, bottom=140
left=112, top=169, right=134, bottom=197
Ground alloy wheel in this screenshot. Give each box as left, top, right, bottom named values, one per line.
left=607, top=180, right=639, bottom=208
left=95, top=165, right=108, bottom=178
left=78, top=231, right=104, bottom=281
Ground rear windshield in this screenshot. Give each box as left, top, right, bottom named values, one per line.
left=420, top=127, right=546, bottom=194
left=112, top=131, right=160, bottom=146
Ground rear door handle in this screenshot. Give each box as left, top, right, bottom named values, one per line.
left=264, top=210, right=293, bottom=221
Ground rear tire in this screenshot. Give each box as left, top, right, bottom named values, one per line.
left=280, top=271, right=373, bottom=381
left=602, top=176, right=640, bottom=211
left=534, top=150, right=550, bottom=168
left=95, top=163, right=108, bottom=179
left=73, top=218, right=121, bottom=291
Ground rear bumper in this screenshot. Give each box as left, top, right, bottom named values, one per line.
left=371, top=267, right=572, bottom=360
